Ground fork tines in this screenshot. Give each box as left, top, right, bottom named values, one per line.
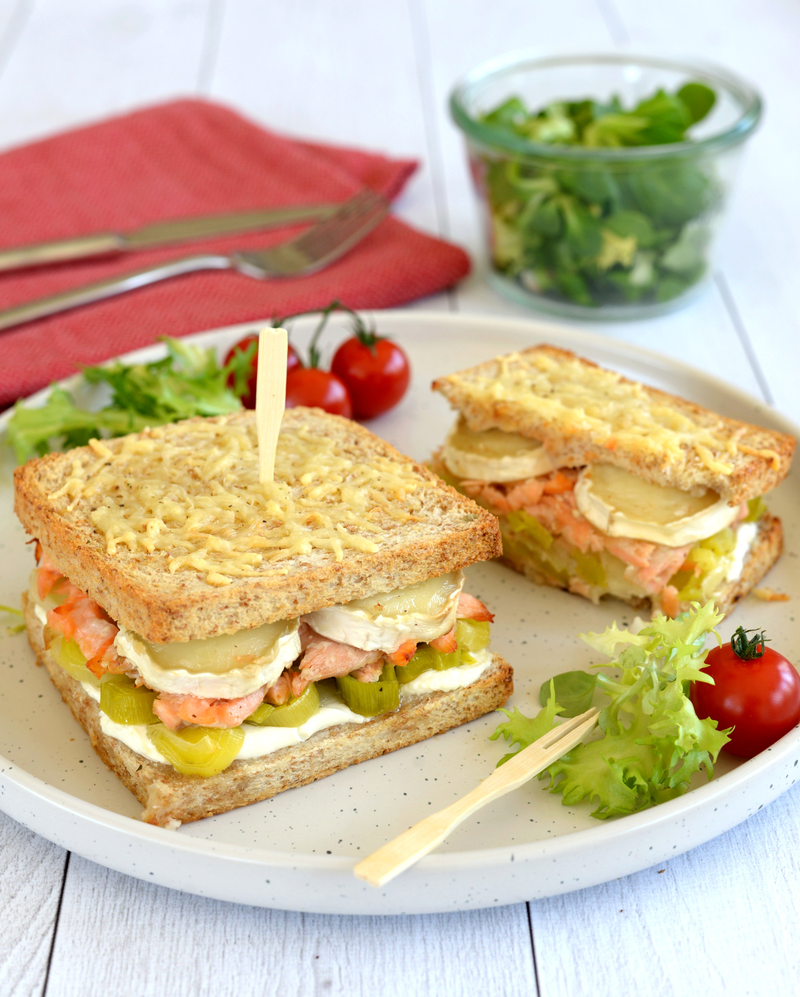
left=294, top=189, right=388, bottom=270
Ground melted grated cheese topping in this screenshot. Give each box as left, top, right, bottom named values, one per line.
left=452, top=351, right=754, bottom=475
left=47, top=415, right=433, bottom=585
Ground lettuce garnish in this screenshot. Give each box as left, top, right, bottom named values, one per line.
left=491, top=681, right=566, bottom=767
left=491, top=602, right=731, bottom=818
left=6, top=338, right=246, bottom=462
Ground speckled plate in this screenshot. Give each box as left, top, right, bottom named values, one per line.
left=1, top=311, right=798, bottom=915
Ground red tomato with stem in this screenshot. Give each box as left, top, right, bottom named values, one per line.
left=692, top=626, right=800, bottom=759
left=331, top=330, right=410, bottom=420
left=285, top=368, right=352, bottom=418
left=224, top=334, right=301, bottom=409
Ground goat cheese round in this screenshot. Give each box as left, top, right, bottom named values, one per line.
left=302, top=572, right=464, bottom=652
left=115, top=620, right=301, bottom=700
left=441, top=419, right=555, bottom=482
left=574, top=464, right=740, bottom=547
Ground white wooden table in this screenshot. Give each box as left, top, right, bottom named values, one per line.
left=1, top=2, right=799, bottom=994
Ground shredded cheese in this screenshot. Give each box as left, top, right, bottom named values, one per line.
left=752, top=587, right=790, bottom=602
left=47, top=414, right=434, bottom=585
left=446, top=350, right=774, bottom=475
left=738, top=444, right=781, bottom=471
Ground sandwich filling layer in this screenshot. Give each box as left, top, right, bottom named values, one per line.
left=76, top=651, right=494, bottom=765
left=437, top=421, right=766, bottom=616
left=31, top=551, right=496, bottom=775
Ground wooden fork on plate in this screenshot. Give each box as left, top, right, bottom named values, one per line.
left=354, top=706, right=600, bottom=887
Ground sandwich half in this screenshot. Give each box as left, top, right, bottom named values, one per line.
left=14, top=407, right=511, bottom=828
left=432, top=345, right=795, bottom=618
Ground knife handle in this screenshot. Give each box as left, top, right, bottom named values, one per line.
left=0, top=233, right=125, bottom=272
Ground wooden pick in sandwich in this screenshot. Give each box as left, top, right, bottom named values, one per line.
left=353, top=707, right=599, bottom=887
left=255, top=326, right=288, bottom=485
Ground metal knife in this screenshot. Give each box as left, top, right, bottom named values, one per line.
left=0, top=203, right=339, bottom=273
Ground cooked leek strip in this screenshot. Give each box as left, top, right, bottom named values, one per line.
left=246, top=702, right=276, bottom=726
left=46, top=630, right=101, bottom=689
left=573, top=549, right=607, bottom=588
left=745, top=496, right=767, bottom=522
left=99, top=674, right=158, bottom=725
left=506, top=509, right=554, bottom=550
left=147, top=724, right=245, bottom=777
left=246, top=683, right=319, bottom=727
left=456, top=619, right=491, bottom=654
left=431, top=648, right=461, bottom=670
left=398, top=645, right=439, bottom=684
left=500, top=525, right=571, bottom=586
left=337, top=664, right=399, bottom=716
left=398, top=637, right=480, bottom=685
left=671, top=527, right=736, bottom=602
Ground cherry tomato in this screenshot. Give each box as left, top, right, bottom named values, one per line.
left=331, top=335, right=410, bottom=420
left=224, top=334, right=301, bottom=409
left=692, top=626, right=800, bottom=759
left=285, top=368, right=352, bottom=418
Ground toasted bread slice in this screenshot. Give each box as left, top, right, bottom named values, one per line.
left=15, top=408, right=501, bottom=643
left=23, top=594, right=513, bottom=828
left=433, top=345, right=795, bottom=505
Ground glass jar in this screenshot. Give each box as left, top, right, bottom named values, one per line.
left=450, top=52, right=761, bottom=320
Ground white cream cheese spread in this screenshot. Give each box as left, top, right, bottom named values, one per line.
left=726, top=520, right=759, bottom=582
left=399, top=648, right=492, bottom=695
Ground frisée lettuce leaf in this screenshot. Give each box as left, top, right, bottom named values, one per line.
left=490, top=681, right=566, bottom=766
left=491, top=602, right=731, bottom=818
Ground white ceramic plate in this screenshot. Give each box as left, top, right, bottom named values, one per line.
left=1, top=311, right=798, bottom=915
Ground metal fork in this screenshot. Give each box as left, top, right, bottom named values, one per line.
left=0, top=189, right=389, bottom=332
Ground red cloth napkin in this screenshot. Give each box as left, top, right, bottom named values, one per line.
left=0, top=98, right=470, bottom=408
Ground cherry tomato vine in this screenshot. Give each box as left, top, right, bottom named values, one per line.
left=224, top=300, right=410, bottom=420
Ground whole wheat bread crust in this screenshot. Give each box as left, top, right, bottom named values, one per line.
left=14, top=408, right=502, bottom=643
left=433, top=345, right=795, bottom=505
left=498, top=512, right=783, bottom=618
left=24, top=594, right=513, bottom=828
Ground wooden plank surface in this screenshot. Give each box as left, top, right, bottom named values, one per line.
left=45, top=856, right=536, bottom=997
left=0, top=812, right=65, bottom=997
left=532, top=779, right=800, bottom=997
left=0, top=0, right=212, bottom=148
left=0, top=0, right=798, bottom=995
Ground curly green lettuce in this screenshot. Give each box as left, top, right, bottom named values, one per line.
left=491, top=682, right=566, bottom=766
left=491, top=602, right=731, bottom=818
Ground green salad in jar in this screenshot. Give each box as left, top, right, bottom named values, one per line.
left=478, top=81, right=720, bottom=309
